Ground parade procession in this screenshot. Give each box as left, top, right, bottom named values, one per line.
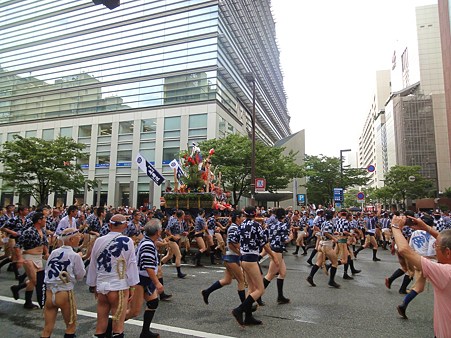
left=1, top=141, right=451, bottom=337
left=2, top=0, right=451, bottom=337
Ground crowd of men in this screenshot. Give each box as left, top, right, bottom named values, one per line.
left=0, top=202, right=451, bottom=338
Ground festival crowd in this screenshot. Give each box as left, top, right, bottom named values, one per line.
left=1, top=200, right=451, bottom=338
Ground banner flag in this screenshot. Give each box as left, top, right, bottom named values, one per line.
left=136, top=153, right=165, bottom=186
left=168, top=159, right=185, bottom=182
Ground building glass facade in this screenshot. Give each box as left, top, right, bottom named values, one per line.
left=0, top=0, right=290, bottom=207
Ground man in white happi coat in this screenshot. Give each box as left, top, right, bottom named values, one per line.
left=41, top=228, right=85, bottom=338
left=87, top=214, right=139, bottom=338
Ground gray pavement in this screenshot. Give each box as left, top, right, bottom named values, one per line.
left=0, top=247, right=435, bottom=338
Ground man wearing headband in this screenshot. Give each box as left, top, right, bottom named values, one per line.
left=86, top=214, right=139, bottom=338
left=41, top=228, right=85, bottom=338
left=125, top=218, right=164, bottom=338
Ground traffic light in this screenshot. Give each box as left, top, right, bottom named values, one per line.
left=92, top=0, right=120, bottom=10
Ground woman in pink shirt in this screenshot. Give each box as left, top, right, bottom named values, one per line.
left=391, top=214, right=451, bottom=338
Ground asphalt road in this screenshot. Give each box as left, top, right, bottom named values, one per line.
left=0, top=247, right=435, bottom=338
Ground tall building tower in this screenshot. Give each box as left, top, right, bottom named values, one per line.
left=358, top=70, right=391, bottom=188
left=385, top=82, right=436, bottom=187
left=438, top=0, right=451, bottom=191
left=416, top=4, right=451, bottom=190
left=0, top=0, right=292, bottom=207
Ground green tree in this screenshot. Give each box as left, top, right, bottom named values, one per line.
left=199, top=134, right=302, bottom=205
left=383, top=165, right=432, bottom=205
left=363, top=186, right=379, bottom=205
left=371, top=186, right=394, bottom=208
left=343, top=188, right=359, bottom=208
left=443, top=187, right=451, bottom=198
left=300, top=154, right=368, bottom=206
left=0, top=135, right=90, bottom=205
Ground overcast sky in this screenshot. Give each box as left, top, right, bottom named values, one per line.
left=271, top=0, right=436, bottom=159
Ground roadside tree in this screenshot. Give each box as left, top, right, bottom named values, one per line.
left=300, top=154, right=368, bottom=206
left=382, top=165, right=433, bottom=206
left=199, top=134, right=302, bottom=205
left=0, top=135, right=90, bottom=205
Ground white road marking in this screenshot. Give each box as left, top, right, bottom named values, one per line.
left=0, top=295, right=236, bottom=338
left=180, top=263, right=226, bottom=270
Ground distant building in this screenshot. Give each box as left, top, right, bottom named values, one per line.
left=385, top=83, right=436, bottom=184
left=437, top=0, right=451, bottom=190
left=417, top=4, right=451, bottom=190
left=273, top=130, right=306, bottom=209
left=358, top=70, right=391, bottom=188
left=358, top=4, right=451, bottom=193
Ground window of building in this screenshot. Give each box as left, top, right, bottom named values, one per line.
left=189, top=114, right=207, bottom=128
left=42, top=128, right=54, bottom=141
left=117, top=150, right=132, bottom=163
left=141, top=119, right=157, bottom=132
left=119, top=121, right=134, bottom=134
left=7, top=133, right=19, bottom=142
left=188, top=136, right=207, bottom=145
left=218, top=116, right=226, bottom=138
left=162, top=140, right=179, bottom=164
left=78, top=156, right=89, bottom=168
left=25, top=130, right=37, bottom=138
left=140, top=149, right=155, bottom=162
left=60, top=127, right=73, bottom=138
left=140, top=119, right=157, bottom=141
left=79, top=125, right=92, bottom=138
left=164, top=116, right=180, bottom=138
left=97, top=144, right=111, bottom=152
left=164, top=116, right=181, bottom=130
left=188, top=113, right=207, bottom=137
left=227, top=124, right=234, bottom=134
left=96, top=153, right=110, bottom=165
left=99, top=123, right=112, bottom=136
left=188, top=129, right=208, bottom=137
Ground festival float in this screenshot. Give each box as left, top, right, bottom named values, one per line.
left=163, top=143, right=232, bottom=213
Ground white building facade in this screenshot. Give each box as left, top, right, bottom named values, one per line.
left=358, top=70, right=391, bottom=188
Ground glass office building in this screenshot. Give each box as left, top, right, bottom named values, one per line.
left=0, top=0, right=290, bottom=207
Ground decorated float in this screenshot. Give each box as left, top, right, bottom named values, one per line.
left=163, top=143, right=232, bottom=213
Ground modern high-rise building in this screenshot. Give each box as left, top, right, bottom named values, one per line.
left=385, top=83, right=436, bottom=184
left=438, top=0, right=451, bottom=188
left=358, top=70, right=391, bottom=188
left=358, top=4, right=451, bottom=194
left=0, top=0, right=295, bottom=207
left=416, top=4, right=451, bottom=191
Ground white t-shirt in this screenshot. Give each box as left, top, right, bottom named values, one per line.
left=55, top=215, right=76, bottom=236
left=409, top=230, right=436, bottom=257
